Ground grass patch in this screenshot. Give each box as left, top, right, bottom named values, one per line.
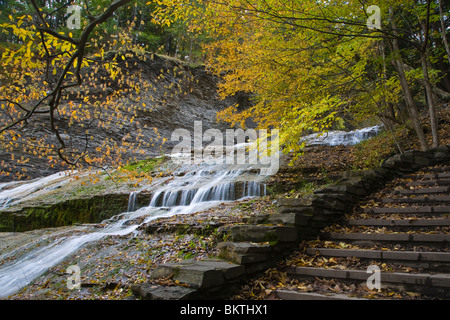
left=72, top=183, right=107, bottom=197
left=122, top=156, right=167, bottom=173
left=108, top=155, right=170, bottom=184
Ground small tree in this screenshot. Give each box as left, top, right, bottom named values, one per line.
left=0, top=0, right=165, bottom=179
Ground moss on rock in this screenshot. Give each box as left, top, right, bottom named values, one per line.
left=1, top=193, right=130, bottom=232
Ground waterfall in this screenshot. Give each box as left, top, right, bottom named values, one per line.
left=0, top=156, right=268, bottom=298
left=145, top=170, right=266, bottom=218
left=0, top=171, right=78, bottom=209
left=0, top=124, right=384, bottom=297
left=241, top=181, right=265, bottom=198
left=127, top=192, right=138, bottom=212
left=302, top=125, right=382, bottom=146
left=247, top=181, right=263, bottom=197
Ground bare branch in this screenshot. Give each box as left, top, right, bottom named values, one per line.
left=36, top=26, right=79, bottom=46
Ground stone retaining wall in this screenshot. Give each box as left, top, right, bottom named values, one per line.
left=275, top=146, right=450, bottom=241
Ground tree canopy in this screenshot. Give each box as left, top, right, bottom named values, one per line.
left=173, top=0, right=449, bottom=158
left=0, top=0, right=449, bottom=178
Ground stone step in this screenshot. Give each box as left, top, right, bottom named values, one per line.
left=216, top=241, right=279, bottom=275
left=228, top=224, right=298, bottom=244
left=149, top=258, right=245, bottom=289
left=217, top=241, right=273, bottom=254
left=405, top=172, right=450, bottom=180
left=362, top=206, right=450, bottom=215
left=346, top=218, right=450, bottom=228
left=305, top=247, right=450, bottom=263
left=286, top=266, right=450, bottom=290
left=269, top=209, right=314, bottom=227
left=399, top=187, right=450, bottom=195
left=216, top=241, right=273, bottom=264
left=381, top=195, right=450, bottom=204
left=394, top=186, right=450, bottom=195
left=414, top=166, right=450, bottom=174
left=145, top=221, right=225, bottom=235
left=275, top=289, right=367, bottom=300
left=131, top=284, right=197, bottom=300
left=323, top=232, right=450, bottom=243
left=274, top=163, right=450, bottom=299
left=405, top=178, right=450, bottom=187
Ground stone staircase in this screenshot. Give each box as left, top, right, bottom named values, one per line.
left=277, top=164, right=450, bottom=300
left=132, top=146, right=450, bottom=300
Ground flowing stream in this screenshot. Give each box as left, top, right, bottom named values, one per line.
left=0, top=125, right=381, bottom=298
left=0, top=149, right=268, bottom=298
left=0, top=171, right=82, bottom=209
left=302, top=125, right=382, bottom=146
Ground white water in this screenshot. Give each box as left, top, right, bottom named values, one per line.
left=0, top=171, right=79, bottom=209
left=0, top=125, right=379, bottom=298
left=0, top=160, right=267, bottom=298
left=127, top=191, right=138, bottom=212
left=302, top=125, right=382, bottom=146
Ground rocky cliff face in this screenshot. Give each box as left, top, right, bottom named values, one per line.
left=0, top=52, right=250, bottom=182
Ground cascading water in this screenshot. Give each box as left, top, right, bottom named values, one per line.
left=127, top=191, right=138, bottom=212
left=0, top=153, right=267, bottom=298
left=302, top=125, right=382, bottom=146
left=0, top=171, right=79, bottom=209
left=0, top=125, right=380, bottom=298
left=148, top=170, right=265, bottom=208
left=242, top=181, right=265, bottom=198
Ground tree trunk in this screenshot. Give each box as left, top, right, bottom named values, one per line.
left=420, top=52, right=439, bottom=147
left=393, top=46, right=428, bottom=150
left=389, top=8, right=429, bottom=151
left=420, top=2, right=439, bottom=148
left=438, top=0, right=450, bottom=65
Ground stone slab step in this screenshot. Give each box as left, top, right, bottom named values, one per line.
left=149, top=258, right=245, bottom=289
left=229, top=225, right=298, bottom=243
left=305, top=248, right=450, bottom=262
left=131, top=284, right=197, bottom=300
left=406, top=178, right=450, bottom=186
left=217, top=241, right=273, bottom=254
left=287, top=266, right=450, bottom=288
left=346, top=218, right=450, bottom=228
left=394, top=186, right=450, bottom=195
left=412, top=166, right=450, bottom=174
left=362, top=206, right=450, bottom=214
left=275, top=289, right=367, bottom=300
left=405, top=172, right=450, bottom=180
left=324, top=232, right=450, bottom=243
left=381, top=195, right=450, bottom=204
left=216, top=241, right=274, bottom=265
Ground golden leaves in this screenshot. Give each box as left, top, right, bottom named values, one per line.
left=1, top=14, right=167, bottom=178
